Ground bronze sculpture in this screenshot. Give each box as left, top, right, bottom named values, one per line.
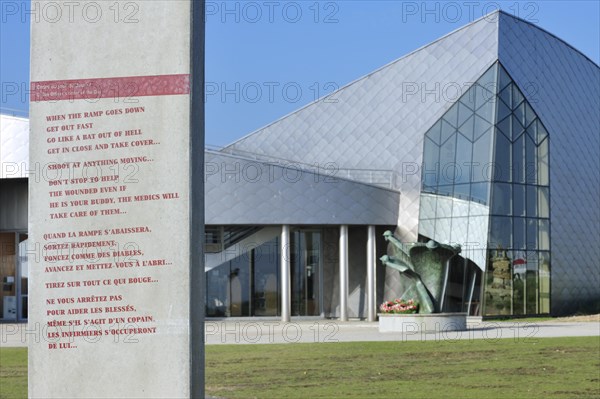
left=380, top=230, right=461, bottom=313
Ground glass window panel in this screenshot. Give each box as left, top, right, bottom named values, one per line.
left=526, top=123, right=537, bottom=144
left=537, top=120, right=549, bottom=143
left=538, top=187, right=550, bottom=218
left=497, top=64, right=511, bottom=91
left=230, top=253, right=251, bottom=316
left=422, top=184, right=437, bottom=194
left=525, top=134, right=537, bottom=184
left=460, top=86, right=477, bottom=111
left=450, top=215, right=469, bottom=243
left=513, top=217, right=526, bottom=250
left=443, top=164, right=462, bottom=190
left=477, top=64, right=498, bottom=92
left=538, top=137, right=549, bottom=186
left=484, top=248, right=513, bottom=316
left=474, top=117, right=492, bottom=141
left=441, top=120, right=455, bottom=144
left=524, top=102, right=536, bottom=128
left=539, top=220, right=550, bottom=250
left=419, top=193, right=438, bottom=219
left=512, top=114, right=525, bottom=141
left=468, top=216, right=489, bottom=249
left=452, top=198, right=470, bottom=217
left=470, top=182, right=489, bottom=205
left=513, top=184, right=526, bottom=217
left=525, top=250, right=539, bottom=267
left=489, top=216, right=512, bottom=249
left=439, top=133, right=457, bottom=186
left=444, top=102, right=459, bottom=128
left=206, top=262, right=231, bottom=317
left=453, top=183, right=471, bottom=201
left=437, top=185, right=454, bottom=198
left=497, top=98, right=512, bottom=122
left=476, top=97, right=495, bottom=122
left=512, top=254, right=525, bottom=315
left=511, top=250, right=530, bottom=316
left=492, top=183, right=512, bottom=215
left=458, top=102, right=474, bottom=127
left=538, top=251, right=550, bottom=313
left=419, top=218, right=435, bottom=239
left=436, top=195, right=454, bottom=220
left=472, top=128, right=492, bottom=183
left=459, top=115, right=475, bottom=141
left=455, top=133, right=472, bottom=184
left=479, top=85, right=497, bottom=108
left=526, top=185, right=538, bottom=217
left=513, top=134, right=525, bottom=183
left=526, top=218, right=538, bottom=249
left=422, top=138, right=440, bottom=188
left=426, top=120, right=442, bottom=144
left=508, top=251, right=527, bottom=315
left=434, top=218, right=452, bottom=243
left=253, top=238, right=280, bottom=316
left=469, top=196, right=489, bottom=217
left=497, top=115, right=511, bottom=140
left=525, top=263, right=538, bottom=314
left=499, top=83, right=512, bottom=107
left=512, top=250, right=527, bottom=276
left=475, top=85, right=493, bottom=111
left=512, top=84, right=524, bottom=109
left=514, top=102, right=526, bottom=126
left=493, top=130, right=511, bottom=182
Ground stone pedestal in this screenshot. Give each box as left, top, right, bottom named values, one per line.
left=378, top=313, right=467, bottom=333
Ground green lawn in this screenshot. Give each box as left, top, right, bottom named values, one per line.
left=207, top=337, right=600, bottom=399
left=2, top=337, right=599, bottom=398
left=0, top=348, right=26, bottom=399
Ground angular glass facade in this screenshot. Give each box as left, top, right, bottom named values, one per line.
left=419, top=62, right=551, bottom=316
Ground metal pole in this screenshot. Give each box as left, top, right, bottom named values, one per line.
left=189, top=1, right=206, bottom=396
left=467, top=269, right=477, bottom=316
left=524, top=271, right=527, bottom=315
left=281, top=225, right=291, bottom=322
left=367, top=226, right=376, bottom=322
left=339, top=225, right=349, bottom=321
left=461, top=257, right=468, bottom=313
left=439, top=257, right=451, bottom=312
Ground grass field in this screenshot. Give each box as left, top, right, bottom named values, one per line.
left=0, top=348, right=26, bottom=399
left=2, top=337, right=599, bottom=398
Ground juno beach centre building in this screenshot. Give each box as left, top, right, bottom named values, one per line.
left=1, top=11, right=598, bottom=322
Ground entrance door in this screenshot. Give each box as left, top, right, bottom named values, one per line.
left=291, top=231, right=322, bottom=316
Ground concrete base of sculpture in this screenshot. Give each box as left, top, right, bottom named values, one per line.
left=378, top=313, right=467, bottom=333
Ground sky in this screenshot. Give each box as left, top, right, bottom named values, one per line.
left=1, top=1, right=599, bottom=146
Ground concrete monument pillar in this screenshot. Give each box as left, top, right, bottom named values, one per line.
left=28, top=1, right=205, bottom=397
